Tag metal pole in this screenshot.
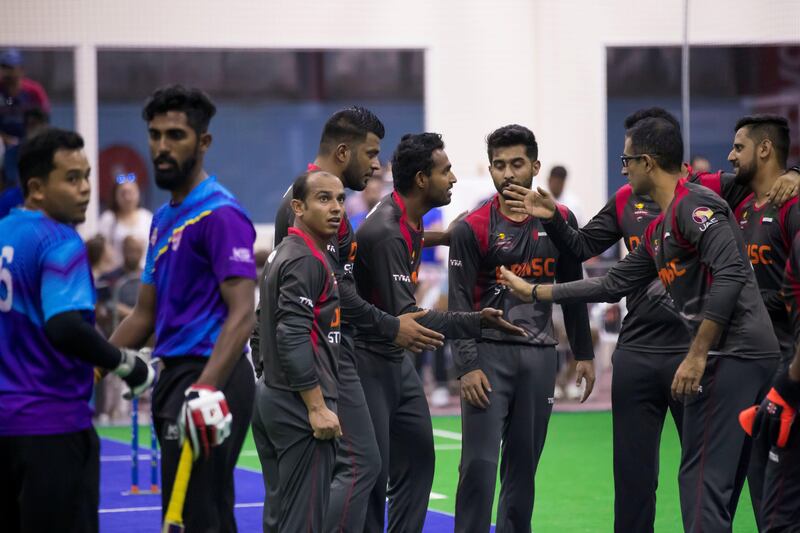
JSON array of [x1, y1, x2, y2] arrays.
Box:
[[682, 0, 691, 160]]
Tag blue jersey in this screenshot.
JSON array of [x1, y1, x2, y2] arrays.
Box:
[[143, 176, 257, 358], [0, 208, 96, 435]]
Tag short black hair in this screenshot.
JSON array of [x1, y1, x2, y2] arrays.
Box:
[[18, 127, 84, 197], [319, 106, 385, 155], [292, 169, 333, 202], [549, 165, 567, 180], [142, 85, 217, 135], [391, 133, 445, 194], [624, 107, 681, 131], [626, 117, 684, 173], [735, 114, 790, 168], [486, 124, 538, 161]]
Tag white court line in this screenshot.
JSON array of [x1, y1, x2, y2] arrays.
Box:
[[100, 502, 263, 514], [432, 428, 462, 441]]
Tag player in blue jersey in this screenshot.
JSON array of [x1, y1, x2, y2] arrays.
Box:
[[109, 86, 258, 531], [0, 128, 153, 533]]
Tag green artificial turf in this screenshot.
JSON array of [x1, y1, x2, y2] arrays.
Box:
[[97, 411, 758, 532]]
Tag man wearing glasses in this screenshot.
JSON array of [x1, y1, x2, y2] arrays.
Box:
[[502, 107, 800, 533], [501, 116, 782, 532]]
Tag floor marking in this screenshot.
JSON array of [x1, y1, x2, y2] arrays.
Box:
[[434, 444, 461, 451], [432, 428, 462, 441], [100, 502, 264, 514], [429, 492, 447, 500]]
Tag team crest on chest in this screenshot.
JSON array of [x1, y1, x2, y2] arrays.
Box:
[[171, 228, 183, 251]]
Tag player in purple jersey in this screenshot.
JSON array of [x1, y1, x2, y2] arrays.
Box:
[[449, 125, 595, 532], [501, 117, 781, 532], [109, 86, 258, 531], [0, 129, 153, 533], [254, 170, 345, 532]]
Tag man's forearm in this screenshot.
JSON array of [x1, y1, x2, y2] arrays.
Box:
[[687, 318, 723, 360], [197, 311, 254, 388], [109, 309, 155, 350]]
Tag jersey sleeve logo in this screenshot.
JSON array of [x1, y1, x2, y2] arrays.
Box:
[[230, 247, 254, 263], [691, 206, 718, 232]]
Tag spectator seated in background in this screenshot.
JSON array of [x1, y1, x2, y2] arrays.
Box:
[[97, 173, 152, 269]]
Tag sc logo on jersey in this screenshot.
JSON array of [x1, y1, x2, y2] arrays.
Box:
[[692, 206, 718, 232]]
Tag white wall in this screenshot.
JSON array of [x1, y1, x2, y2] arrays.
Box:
[[3, 0, 799, 232]]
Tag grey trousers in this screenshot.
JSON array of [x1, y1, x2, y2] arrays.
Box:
[[356, 351, 435, 533], [454, 343, 558, 533], [325, 340, 381, 533], [252, 381, 336, 533], [678, 355, 776, 533], [611, 349, 684, 533]]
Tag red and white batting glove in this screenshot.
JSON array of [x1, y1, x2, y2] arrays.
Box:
[[179, 384, 232, 460]]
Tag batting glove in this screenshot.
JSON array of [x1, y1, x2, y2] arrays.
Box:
[[113, 347, 155, 399], [179, 384, 232, 460]]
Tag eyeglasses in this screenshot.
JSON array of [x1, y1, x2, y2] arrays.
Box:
[[115, 173, 137, 184], [620, 155, 650, 168]]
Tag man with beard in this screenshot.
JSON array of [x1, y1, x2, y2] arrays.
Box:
[[502, 107, 800, 533], [353, 132, 526, 532], [110, 85, 257, 531], [255, 107, 445, 533], [448, 124, 595, 532], [501, 117, 781, 533], [0, 129, 153, 532], [730, 115, 800, 528], [254, 170, 345, 531]]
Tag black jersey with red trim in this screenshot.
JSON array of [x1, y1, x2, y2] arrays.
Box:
[[734, 195, 800, 355], [554, 179, 780, 359], [448, 195, 594, 376], [353, 191, 481, 362], [783, 232, 800, 345], [541, 170, 750, 354], [271, 165, 399, 342], [259, 228, 341, 399]]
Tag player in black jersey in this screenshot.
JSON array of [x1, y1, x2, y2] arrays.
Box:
[[253, 107, 445, 533], [253, 170, 344, 532], [448, 125, 595, 532], [501, 117, 781, 533], [727, 115, 800, 527], [501, 107, 800, 533], [740, 232, 800, 532], [353, 132, 526, 533]]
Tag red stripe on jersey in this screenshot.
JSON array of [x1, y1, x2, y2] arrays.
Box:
[[392, 191, 420, 255], [288, 227, 332, 300], [779, 197, 799, 248], [734, 192, 755, 222], [669, 181, 696, 251], [644, 214, 663, 257], [555, 202, 571, 221], [614, 184, 633, 226], [463, 197, 493, 256], [694, 170, 723, 196], [338, 212, 350, 241]]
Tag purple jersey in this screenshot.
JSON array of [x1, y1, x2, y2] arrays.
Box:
[[143, 177, 257, 358], [0, 209, 95, 435]]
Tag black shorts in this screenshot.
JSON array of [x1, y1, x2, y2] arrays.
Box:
[[0, 428, 100, 533]]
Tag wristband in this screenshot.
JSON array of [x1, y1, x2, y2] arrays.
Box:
[[531, 284, 540, 302]]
